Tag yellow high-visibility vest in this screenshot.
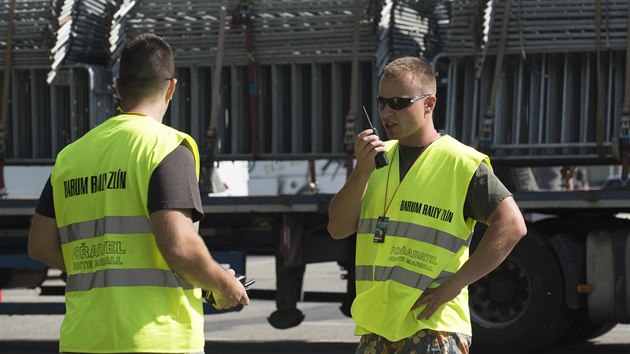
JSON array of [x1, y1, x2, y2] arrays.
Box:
[[351, 135, 490, 341], [51, 114, 203, 353]]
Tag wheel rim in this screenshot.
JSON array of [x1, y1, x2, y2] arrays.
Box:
[[470, 257, 531, 329]]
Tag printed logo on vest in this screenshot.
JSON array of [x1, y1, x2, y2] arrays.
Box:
[[63, 169, 127, 197], [399, 199, 454, 223], [72, 241, 127, 271], [389, 245, 438, 272]]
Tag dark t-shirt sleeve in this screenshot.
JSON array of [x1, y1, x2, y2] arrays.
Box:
[[148, 144, 204, 222], [464, 162, 513, 224], [35, 177, 55, 218]]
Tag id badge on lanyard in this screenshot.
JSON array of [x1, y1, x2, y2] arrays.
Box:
[[373, 216, 389, 243]]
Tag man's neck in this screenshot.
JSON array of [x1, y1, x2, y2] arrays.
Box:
[[119, 101, 164, 122], [400, 129, 440, 148]]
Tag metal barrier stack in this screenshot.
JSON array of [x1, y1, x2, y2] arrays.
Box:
[[48, 0, 112, 83], [1, 0, 440, 162], [439, 0, 630, 166], [0, 0, 53, 69], [9, 0, 624, 165]]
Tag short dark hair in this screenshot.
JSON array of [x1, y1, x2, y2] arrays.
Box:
[[117, 33, 175, 103], [383, 56, 436, 94]]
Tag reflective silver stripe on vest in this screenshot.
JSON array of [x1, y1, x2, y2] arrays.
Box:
[[66, 268, 194, 292], [59, 216, 153, 244], [358, 218, 471, 252], [355, 265, 452, 290]]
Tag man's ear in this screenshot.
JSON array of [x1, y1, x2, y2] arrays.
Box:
[[425, 95, 437, 111], [166, 78, 177, 101]]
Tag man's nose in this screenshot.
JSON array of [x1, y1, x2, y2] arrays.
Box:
[[379, 104, 394, 117]]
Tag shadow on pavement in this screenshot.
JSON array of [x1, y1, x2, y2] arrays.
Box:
[[532, 342, 630, 354], [0, 340, 357, 354], [3, 340, 630, 354]]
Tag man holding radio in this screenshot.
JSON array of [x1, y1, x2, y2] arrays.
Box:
[[328, 56, 527, 353]]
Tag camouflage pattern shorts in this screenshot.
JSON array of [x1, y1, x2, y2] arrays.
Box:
[[355, 329, 472, 354]]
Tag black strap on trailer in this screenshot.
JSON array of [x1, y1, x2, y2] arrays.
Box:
[[481, 0, 512, 154], [0, 0, 16, 198], [343, 0, 362, 178], [594, 0, 606, 159], [618, 3, 630, 181], [201, 0, 228, 194], [232, 0, 259, 160]]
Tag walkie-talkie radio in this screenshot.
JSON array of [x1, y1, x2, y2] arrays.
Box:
[[362, 106, 389, 169], [205, 275, 255, 305]]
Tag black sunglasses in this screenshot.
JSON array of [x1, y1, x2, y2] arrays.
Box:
[[377, 94, 431, 110]]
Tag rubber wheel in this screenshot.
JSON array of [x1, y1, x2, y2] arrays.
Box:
[[469, 224, 574, 354]]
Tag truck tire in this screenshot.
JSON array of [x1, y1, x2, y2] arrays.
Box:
[[469, 225, 573, 354]]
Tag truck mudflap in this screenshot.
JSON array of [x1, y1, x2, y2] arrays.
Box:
[[586, 229, 630, 323]]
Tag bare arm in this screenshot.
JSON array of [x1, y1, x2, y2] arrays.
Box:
[[28, 213, 66, 272], [327, 168, 371, 239], [327, 129, 385, 239], [413, 196, 527, 319], [151, 209, 249, 309]]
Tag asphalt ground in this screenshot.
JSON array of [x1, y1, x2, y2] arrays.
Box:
[[1, 256, 629, 354]]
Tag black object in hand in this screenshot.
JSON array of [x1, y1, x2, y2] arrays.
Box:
[[362, 106, 388, 169], [205, 274, 255, 304]]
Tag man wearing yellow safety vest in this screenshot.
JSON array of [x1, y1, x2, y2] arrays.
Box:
[[28, 33, 249, 353], [327, 56, 527, 353]]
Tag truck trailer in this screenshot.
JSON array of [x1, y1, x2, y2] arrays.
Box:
[[1, 1, 629, 353]]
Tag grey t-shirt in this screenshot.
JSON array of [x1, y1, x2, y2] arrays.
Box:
[[35, 144, 203, 222]]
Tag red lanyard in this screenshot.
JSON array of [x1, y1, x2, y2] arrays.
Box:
[[383, 145, 401, 216]]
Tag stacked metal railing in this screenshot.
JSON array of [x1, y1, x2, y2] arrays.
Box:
[[0, 0, 54, 69], [107, 0, 135, 75], [439, 0, 630, 165], [115, 0, 377, 67], [1, 0, 437, 161], [375, 0, 448, 74], [485, 0, 629, 54], [441, 0, 629, 56], [441, 0, 489, 55], [48, 0, 112, 82], [3, 0, 627, 165]]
